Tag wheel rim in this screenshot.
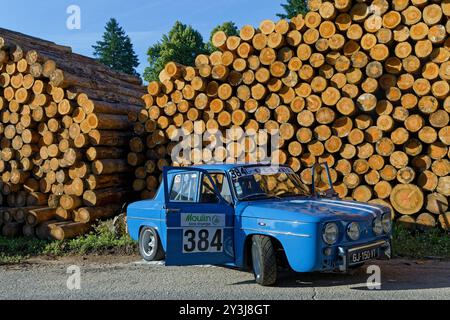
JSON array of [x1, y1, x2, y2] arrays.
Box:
[[251, 242, 261, 279], [142, 230, 156, 257]]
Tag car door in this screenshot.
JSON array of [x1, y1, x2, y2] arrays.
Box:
[[163, 167, 235, 266]]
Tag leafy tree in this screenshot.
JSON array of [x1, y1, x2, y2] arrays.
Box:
[[143, 21, 207, 82], [206, 21, 239, 53], [92, 18, 139, 76], [277, 0, 309, 19]]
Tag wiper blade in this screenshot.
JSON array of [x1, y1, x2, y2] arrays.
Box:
[[239, 193, 281, 201], [277, 192, 302, 197], [239, 193, 268, 201]]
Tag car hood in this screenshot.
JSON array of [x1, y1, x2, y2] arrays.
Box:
[[239, 197, 388, 223]]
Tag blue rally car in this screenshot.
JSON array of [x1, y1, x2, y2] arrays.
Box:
[[127, 163, 392, 286]]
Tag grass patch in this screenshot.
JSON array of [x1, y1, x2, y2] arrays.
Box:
[[0, 220, 137, 265], [393, 224, 450, 259]]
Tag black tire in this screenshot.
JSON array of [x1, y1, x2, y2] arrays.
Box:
[[251, 235, 277, 286], [139, 227, 165, 261]]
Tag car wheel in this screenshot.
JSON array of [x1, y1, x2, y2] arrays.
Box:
[[139, 227, 165, 261], [251, 235, 277, 286]]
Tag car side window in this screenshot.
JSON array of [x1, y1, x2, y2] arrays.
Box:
[[200, 173, 233, 204], [200, 175, 219, 203], [219, 175, 233, 204], [169, 172, 199, 202]]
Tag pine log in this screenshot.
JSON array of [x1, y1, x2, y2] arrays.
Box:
[[390, 184, 424, 215]]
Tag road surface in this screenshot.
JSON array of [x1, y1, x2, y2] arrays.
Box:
[[1, 255, 449, 299]]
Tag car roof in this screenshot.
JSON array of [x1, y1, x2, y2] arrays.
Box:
[[189, 163, 289, 171]]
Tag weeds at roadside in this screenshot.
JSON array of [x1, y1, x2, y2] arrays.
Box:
[[393, 224, 450, 259], [0, 220, 137, 264]]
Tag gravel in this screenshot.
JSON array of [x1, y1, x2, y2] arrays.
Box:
[[1, 256, 449, 300]]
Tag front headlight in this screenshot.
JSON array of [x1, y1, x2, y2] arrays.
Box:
[[373, 217, 383, 236], [347, 222, 360, 241], [382, 213, 392, 233], [323, 222, 339, 245]]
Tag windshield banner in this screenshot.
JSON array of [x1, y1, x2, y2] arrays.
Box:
[[229, 166, 293, 180]]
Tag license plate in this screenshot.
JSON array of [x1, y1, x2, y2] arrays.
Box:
[[348, 246, 379, 265]]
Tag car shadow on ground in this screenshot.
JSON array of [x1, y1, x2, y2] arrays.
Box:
[[228, 260, 450, 291]]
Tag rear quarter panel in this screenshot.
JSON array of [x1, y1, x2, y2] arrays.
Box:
[[127, 199, 166, 247]]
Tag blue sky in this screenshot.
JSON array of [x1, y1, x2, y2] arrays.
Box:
[[1, 0, 282, 77]]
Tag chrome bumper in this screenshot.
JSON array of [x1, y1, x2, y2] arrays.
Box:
[[337, 239, 391, 272]]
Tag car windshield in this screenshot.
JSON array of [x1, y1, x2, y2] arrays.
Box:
[[229, 166, 310, 201]]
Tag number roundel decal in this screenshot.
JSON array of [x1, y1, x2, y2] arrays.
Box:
[[182, 228, 223, 253], [180, 213, 225, 254]]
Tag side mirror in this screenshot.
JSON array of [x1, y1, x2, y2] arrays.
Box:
[[311, 163, 338, 198], [321, 189, 339, 198]]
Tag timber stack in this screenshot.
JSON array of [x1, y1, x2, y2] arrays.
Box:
[[129, 0, 450, 230], [0, 28, 144, 239]]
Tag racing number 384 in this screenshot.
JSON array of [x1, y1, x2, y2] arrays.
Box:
[[183, 228, 223, 253]]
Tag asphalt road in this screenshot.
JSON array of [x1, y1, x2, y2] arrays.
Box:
[[1, 255, 450, 300]]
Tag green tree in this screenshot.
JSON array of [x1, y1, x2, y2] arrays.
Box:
[[206, 21, 239, 53], [277, 0, 309, 19], [93, 18, 139, 76], [143, 21, 207, 82]]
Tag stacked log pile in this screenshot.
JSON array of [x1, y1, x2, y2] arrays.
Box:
[[0, 28, 144, 239], [129, 0, 450, 230]]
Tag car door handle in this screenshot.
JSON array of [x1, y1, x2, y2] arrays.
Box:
[[166, 208, 181, 213]]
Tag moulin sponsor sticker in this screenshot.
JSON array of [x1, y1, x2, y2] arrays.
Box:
[[181, 213, 225, 227]]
